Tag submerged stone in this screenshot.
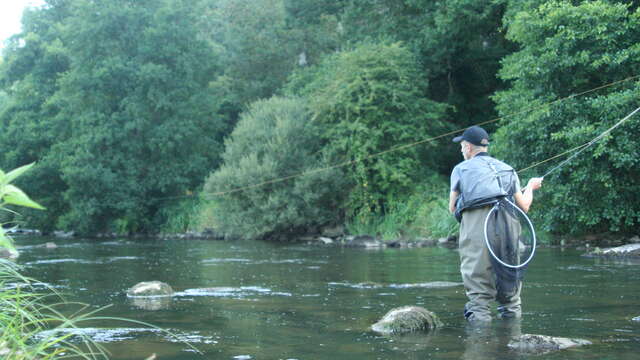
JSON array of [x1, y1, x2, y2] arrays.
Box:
[[131, 296, 172, 311], [127, 281, 174, 298], [0, 248, 19, 259], [508, 334, 591, 354], [372, 306, 442, 335]]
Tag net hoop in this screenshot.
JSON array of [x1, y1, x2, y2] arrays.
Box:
[[483, 198, 537, 269]]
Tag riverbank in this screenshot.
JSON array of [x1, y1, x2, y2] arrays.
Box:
[[13, 227, 639, 252]]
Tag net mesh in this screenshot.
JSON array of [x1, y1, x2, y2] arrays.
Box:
[[485, 199, 534, 299]]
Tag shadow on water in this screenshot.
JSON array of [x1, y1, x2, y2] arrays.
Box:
[[12, 237, 640, 360]]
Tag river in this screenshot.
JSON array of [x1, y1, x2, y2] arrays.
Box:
[[14, 237, 640, 359]]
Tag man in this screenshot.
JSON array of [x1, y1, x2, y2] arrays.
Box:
[[449, 126, 542, 322]]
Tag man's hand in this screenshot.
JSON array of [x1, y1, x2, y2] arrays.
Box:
[[527, 177, 543, 191]]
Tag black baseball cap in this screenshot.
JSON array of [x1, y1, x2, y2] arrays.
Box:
[[452, 126, 490, 146]]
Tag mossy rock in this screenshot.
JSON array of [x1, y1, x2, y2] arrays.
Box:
[[371, 306, 442, 335], [0, 248, 19, 259], [127, 281, 174, 298]]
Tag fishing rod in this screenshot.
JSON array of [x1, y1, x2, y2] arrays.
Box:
[[485, 105, 640, 270]]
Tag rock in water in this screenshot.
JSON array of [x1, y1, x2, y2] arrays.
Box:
[[127, 281, 174, 298], [508, 334, 591, 354], [372, 306, 442, 334], [0, 248, 19, 259], [586, 243, 640, 258], [632, 316, 640, 322]]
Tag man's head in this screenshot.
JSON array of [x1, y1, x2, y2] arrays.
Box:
[[452, 126, 489, 160]]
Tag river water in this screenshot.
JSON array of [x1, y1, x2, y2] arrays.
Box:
[[14, 237, 640, 359]]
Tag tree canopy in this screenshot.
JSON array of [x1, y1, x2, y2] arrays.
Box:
[[1, 0, 638, 237]]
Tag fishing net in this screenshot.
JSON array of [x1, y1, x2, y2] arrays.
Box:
[[483, 198, 536, 298]]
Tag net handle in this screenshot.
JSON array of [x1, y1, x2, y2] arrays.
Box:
[[483, 198, 537, 269]]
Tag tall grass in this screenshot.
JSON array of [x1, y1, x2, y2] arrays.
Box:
[[0, 259, 111, 359], [157, 196, 202, 233], [0, 164, 110, 358], [346, 175, 459, 241]]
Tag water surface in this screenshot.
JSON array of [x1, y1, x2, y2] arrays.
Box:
[[15, 237, 640, 359]]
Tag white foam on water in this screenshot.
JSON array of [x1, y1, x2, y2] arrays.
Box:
[[202, 258, 252, 264], [328, 281, 462, 289], [24, 258, 96, 265], [2, 281, 67, 291], [387, 281, 462, 289], [175, 286, 292, 298], [328, 282, 380, 289], [24, 256, 141, 266], [102, 256, 141, 263], [37, 327, 218, 344]]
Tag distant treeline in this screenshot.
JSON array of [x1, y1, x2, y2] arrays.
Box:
[[0, 0, 639, 238]]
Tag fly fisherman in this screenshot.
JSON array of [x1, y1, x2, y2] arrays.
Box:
[[449, 126, 543, 322]]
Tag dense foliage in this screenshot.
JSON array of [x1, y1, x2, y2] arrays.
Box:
[[493, 0, 640, 234], [1, 0, 229, 233], [0, 0, 638, 237], [288, 42, 448, 223], [202, 97, 348, 239]]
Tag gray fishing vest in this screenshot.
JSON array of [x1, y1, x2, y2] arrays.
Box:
[[453, 155, 518, 222]]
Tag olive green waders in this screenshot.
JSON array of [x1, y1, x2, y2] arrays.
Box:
[[459, 206, 522, 321]]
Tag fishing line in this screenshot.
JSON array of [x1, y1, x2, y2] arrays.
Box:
[[154, 75, 639, 201]]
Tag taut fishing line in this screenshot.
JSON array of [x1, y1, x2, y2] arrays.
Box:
[[153, 75, 639, 202]]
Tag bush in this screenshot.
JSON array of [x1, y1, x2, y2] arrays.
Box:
[[200, 97, 349, 240], [493, 0, 640, 234], [288, 41, 449, 223]]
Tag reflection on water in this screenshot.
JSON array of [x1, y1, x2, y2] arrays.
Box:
[[13, 237, 640, 360]]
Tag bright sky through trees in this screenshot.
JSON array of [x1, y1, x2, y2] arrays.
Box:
[[0, 0, 45, 50]]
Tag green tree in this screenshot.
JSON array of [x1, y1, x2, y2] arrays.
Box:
[[203, 0, 299, 108], [493, 0, 640, 234], [1, 0, 230, 233], [289, 42, 448, 221], [202, 97, 348, 240], [50, 0, 228, 233], [339, 0, 514, 171], [0, 1, 73, 231], [283, 0, 346, 65]]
